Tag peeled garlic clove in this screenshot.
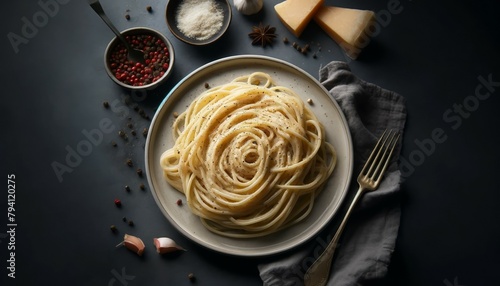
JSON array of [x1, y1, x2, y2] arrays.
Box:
[[121, 234, 145, 256], [153, 237, 186, 254]]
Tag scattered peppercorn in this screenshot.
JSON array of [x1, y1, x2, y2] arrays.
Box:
[[204, 82, 210, 89], [142, 128, 148, 137], [173, 111, 179, 118], [125, 185, 131, 192], [139, 183, 145, 190], [136, 168, 143, 177], [126, 159, 133, 167], [122, 217, 127, 222], [188, 273, 196, 282], [176, 199, 183, 206], [103, 101, 110, 108], [114, 199, 122, 207], [125, 14, 130, 20], [111, 141, 118, 147], [119, 130, 127, 140], [110, 225, 118, 232], [283, 37, 289, 44], [128, 220, 134, 226], [146, 6, 152, 12], [307, 98, 313, 105], [127, 122, 133, 129]]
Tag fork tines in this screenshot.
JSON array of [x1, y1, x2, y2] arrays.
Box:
[[361, 129, 400, 183]]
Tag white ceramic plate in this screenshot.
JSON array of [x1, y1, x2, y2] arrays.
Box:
[[145, 55, 353, 256]]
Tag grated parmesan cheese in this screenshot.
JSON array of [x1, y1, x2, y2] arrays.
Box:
[[175, 0, 224, 41]]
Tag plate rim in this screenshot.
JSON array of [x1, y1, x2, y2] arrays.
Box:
[[145, 54, 353, 256]]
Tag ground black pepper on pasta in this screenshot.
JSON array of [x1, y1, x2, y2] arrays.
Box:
[[160, 72, 337, 238]]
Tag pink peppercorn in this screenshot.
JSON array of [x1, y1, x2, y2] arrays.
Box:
[[108, 33, 171, 87]]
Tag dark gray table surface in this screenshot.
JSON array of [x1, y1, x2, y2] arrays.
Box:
[[1, 0, 499, 285]]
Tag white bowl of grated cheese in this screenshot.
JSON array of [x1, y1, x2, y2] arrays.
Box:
[[166, 0, 232, 45]]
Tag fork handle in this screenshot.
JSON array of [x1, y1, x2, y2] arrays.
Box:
[[304, 186, 365, 286]]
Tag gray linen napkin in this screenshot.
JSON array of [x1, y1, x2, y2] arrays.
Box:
[[258, 61, 407, 286]]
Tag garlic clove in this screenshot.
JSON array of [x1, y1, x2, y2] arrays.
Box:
[[153, 237, 186, 254], [233, 0, 263, 16], [120, 234, 145, 256]]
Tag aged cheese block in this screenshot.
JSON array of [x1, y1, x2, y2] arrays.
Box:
[[314, 6, 375, 59], [274, 0, 324, 37]]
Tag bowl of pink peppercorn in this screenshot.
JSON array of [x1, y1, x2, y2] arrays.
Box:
[[104, 27, 175, 90]]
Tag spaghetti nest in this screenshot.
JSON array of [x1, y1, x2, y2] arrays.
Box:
[[160, 72, 336, 238]]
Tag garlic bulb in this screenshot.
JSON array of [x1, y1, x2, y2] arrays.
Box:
[[233, 0, 263, 15]]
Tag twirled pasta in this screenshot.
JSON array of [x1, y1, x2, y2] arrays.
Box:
[[160, 72, 336, 238]]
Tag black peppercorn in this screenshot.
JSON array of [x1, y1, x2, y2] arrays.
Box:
[[118, 130, 127, 140]]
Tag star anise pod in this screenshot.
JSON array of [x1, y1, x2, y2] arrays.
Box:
[[248, 23, 277, 47]]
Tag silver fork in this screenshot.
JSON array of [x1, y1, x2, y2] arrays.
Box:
[[304, 129, 400, 286]]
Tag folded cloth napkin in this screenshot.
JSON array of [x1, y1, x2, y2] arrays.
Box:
[[258, 61, 407, 286]]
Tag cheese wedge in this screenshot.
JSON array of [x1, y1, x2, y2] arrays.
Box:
[[314, 6, 375, 59], [274, 0, 324, 37]]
